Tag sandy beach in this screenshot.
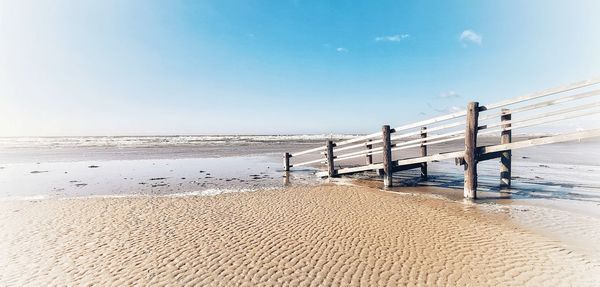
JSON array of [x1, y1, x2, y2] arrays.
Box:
[[2, 184, 599, 286], [3, 0, 600, 285]]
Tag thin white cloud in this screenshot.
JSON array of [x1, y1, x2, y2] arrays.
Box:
[[375, 34, 410, 42], [336, 47, 348, 53], [436, 106, 464, 113], [459, 29, 482, 46], [440, 91, 461, 98]]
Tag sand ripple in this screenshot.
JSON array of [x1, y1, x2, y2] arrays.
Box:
[[1, 185, 599, 286]]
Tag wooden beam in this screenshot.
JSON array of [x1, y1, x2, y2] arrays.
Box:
[[326, 140, 336, 178], [460, 126, 600, 166], [464, 102, 479, 199], [382, 125, 393, 187], [365, 139, 373, 165], [317, 162, 385, 177], [392, 110, 467, 134], [500, 109, 512, 188], [395, 150, 465, 166], [456, 151, 501, 166], [482, 77, 600, 111], [292, 145, 326, 157], [283, 152, 291, 172], [420, 127, 428, 180], [480, 128, 600, 155], [392, 163, 422, 173], [321, 149, 470, 177], [479, 89, 600, 122], [292, 157, 326, 167]]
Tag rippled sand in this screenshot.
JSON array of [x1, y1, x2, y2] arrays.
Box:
[[1, 185, 599, 286]]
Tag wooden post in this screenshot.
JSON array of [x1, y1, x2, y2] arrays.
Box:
[[326, 141, 336, 178], [365, 139, 373, 165], [500, 109, 512, 188], [283, 152, 291, 172], [464, 102, 479, 199], [283, 172, 290, 185], [382, 125, 393, 187], [420, 127, 428, 180]]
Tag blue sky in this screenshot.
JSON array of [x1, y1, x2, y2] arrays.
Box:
[[1, 0, 599, 136]]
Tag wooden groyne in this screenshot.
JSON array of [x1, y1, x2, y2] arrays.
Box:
[[284, 78, 600, 199]]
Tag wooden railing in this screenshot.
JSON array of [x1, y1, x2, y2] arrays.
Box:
[[284, 78, 600, 199]]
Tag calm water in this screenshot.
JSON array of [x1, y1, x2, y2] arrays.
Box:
[[1, 135, 599, 201], [0, 135, 347, 199]]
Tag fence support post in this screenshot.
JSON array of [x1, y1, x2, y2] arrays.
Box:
[[420, 127, 428, 180], [500, 108, 512, 188], [283, 152, 291, 172], [464, 102, 479, 199], [382, 125, 393, 187], [326, 140, 336, 178], [366, 139, 373, 165]]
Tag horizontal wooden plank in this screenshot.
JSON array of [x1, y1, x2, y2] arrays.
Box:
[[482, 77, 600, 111], [479, 89, 600, 121], [479, 101, 600, 131], [392, 163, 422, 172], [292, 146, 326, 157], [392, 134, 465, 153], [333, 132, 382, 148], [393, 150, 465, 166], [478, 109, 600, 137], [329, 150, 466, 177], [480, 128, 600, 155], [336, 163, 385, 175], [392, 129, 464, 149], [392, 110, 467, 134], [455, 151, 502, 166], [335, 146, 384, 159], [292, 158, 325, 167], [334, 119, 467, 154]]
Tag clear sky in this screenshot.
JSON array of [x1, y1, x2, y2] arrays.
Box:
[[1, 0, 599, 136]]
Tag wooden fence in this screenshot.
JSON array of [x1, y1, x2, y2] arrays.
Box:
[[284, 78, 600, 199]]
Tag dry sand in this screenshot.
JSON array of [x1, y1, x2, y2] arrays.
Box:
[[1, 185, 599, 286]]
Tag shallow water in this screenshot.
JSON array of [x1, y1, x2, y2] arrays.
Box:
[[0, 156, 321, 199], [1, 135, 599, 202], [0, 136, 333, 199]]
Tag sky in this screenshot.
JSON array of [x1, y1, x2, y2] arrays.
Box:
[[1, 0, 600, 136]]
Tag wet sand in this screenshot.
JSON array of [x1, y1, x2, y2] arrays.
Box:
[[1, 185, 599, 286]]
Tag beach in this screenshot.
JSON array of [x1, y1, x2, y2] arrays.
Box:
[[2, 184, 599, 286], [1, 136, 600, 286], [4, 0, 600, 285]]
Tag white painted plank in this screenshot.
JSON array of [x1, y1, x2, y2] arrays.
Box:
[[482, 78, 600, 111], [480, 129, 600, 154]]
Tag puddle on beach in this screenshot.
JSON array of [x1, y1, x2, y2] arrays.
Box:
[[0, 156, 320, 199]]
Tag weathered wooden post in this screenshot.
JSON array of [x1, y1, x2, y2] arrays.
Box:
[[326, 140, 336, 178], [420, 127, 428, 180], [382, 125, 393, 187], [500, 108, 512, 188], [283, 152, 291, 172], [464, 102, 479, 199], [365, 139, 373, 165]]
